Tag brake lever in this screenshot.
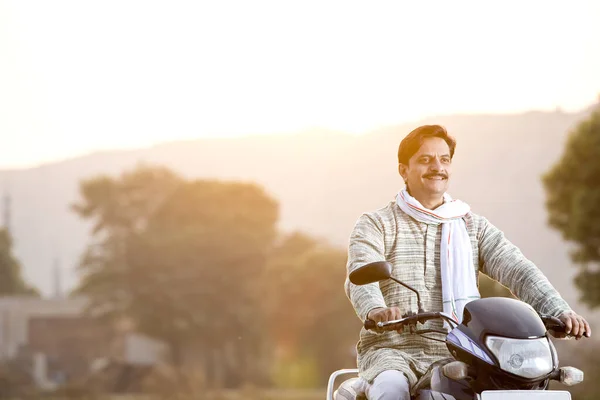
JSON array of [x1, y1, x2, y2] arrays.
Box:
[[399, 311, 419, 333], [364, 313, 416, 333]]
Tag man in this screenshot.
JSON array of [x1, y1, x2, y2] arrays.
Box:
[[344, 125, 591, 400]]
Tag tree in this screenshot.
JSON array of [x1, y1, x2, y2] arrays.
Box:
[[72, 165, 279, 388], [126, 179, 278, 386], [0, 229, 39, 296], [71, 164, 183, 319], [264, 233, 360, 387], [542, 106, 600, 308]]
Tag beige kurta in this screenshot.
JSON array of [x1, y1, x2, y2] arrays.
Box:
[[345, 200, 571, 387]]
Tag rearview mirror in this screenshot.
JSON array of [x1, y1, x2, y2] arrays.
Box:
[[349, 261, 392, 285]]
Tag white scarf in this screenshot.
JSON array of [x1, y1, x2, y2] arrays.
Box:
[[396, 189, 480, 329]]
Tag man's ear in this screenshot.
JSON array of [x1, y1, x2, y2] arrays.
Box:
[[398, 163, 408, 182]]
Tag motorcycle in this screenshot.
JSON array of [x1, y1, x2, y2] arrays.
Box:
[[327, 261, 586, 400]]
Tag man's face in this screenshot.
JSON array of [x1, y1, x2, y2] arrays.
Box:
[[399, 136, 452, 199]]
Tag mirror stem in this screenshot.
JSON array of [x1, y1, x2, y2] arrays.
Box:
[[390, 277, 425, 313]]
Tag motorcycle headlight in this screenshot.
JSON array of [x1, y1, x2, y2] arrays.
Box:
[[485, 336, 553, 379]]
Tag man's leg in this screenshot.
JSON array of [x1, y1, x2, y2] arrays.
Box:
[[366, 370, 410, 400]]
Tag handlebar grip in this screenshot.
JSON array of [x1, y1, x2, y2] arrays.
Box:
[[542, 315, 565, 330], [540, 314, 589, 337], [364, 319, 377, 330]]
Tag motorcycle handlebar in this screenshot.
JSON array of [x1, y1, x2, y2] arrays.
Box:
[[364, 312, 448, 331], [365, 312, 588, 338], [541, 315, 565, 331], [540, 314, 589, 337]]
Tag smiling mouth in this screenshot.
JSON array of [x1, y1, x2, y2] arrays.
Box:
[[424, 175, 447, 180]]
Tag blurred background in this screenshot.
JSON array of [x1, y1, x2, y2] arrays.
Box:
[[1, 0, 599, 399]]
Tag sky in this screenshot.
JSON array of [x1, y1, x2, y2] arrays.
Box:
[[1, 0, 599, 169]]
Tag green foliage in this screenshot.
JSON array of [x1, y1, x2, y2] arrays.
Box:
[[128, 178, 278, 378], [71, 165, 183, 319], [573, 268, 600, 307], [0, 229, 39, 296], [72, 164, 359, 389], [264, 233, 360, 386], [543, 106, 600, 307], [542, 106, 600, 400], [72, 165, 279, 387]]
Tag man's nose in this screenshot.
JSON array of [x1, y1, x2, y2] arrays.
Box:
[[430, 158, 443, 171]]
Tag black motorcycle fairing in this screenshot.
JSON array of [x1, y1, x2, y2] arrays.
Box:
[[444, 337, 553, 393], [461, 298, 547, 342], [447, 326, 496, 366], [474, 371, 550, 392], [443, 297, 559, 393]]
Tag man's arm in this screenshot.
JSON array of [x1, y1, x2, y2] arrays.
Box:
[[345, 214, 388, 321], [477, 215, 591, 338], [477, 215, 570, 315]]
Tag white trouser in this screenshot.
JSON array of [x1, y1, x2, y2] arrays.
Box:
[[353, 370, 411, 400]]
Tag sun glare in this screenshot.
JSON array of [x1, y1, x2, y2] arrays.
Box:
[[1, 0, 599, 168]]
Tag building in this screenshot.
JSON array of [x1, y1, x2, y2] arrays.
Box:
[[0, 295, 167, 391]]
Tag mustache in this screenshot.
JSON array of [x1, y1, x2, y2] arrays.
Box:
[[423, 173, 448, 179]]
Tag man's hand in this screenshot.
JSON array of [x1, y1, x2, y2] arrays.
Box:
[[367, 307, 409, 333], [366, 307, 402, 323], [553, 311, 592, 340]]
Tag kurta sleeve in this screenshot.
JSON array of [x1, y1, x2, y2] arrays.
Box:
[[345, 213, 388, 321], [477, 215, 572, 317]]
